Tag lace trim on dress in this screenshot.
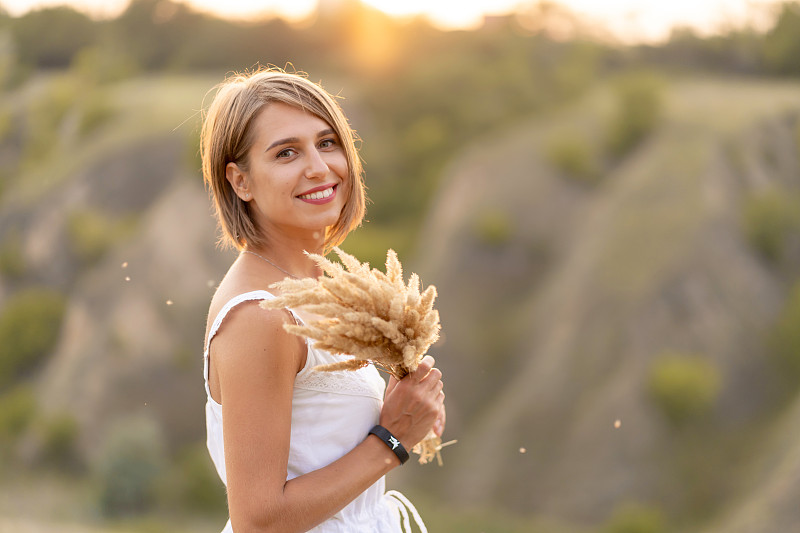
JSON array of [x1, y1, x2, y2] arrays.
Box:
[[295, 355, 385, 400]]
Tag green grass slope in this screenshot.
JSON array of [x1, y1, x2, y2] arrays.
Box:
[[409, 77, 800, 530]]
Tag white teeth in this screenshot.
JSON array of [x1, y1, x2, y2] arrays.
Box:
[[300, 186, 334, 200]]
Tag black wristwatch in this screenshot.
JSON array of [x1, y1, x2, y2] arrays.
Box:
[[369, 425, 410, 465]]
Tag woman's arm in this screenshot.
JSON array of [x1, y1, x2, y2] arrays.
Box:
[[211, 301, 443, 533]]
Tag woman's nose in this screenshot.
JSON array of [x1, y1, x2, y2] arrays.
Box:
[[305, 148, 329, 180]]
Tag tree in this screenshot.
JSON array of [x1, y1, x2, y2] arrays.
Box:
[[763, 1, 800, 75], [11, 6, 97, 68]]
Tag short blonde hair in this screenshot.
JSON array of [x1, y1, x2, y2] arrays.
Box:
[[200, 68, 365, 252]]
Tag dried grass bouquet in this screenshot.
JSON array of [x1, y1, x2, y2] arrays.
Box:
[[260, 247, 453, 464]]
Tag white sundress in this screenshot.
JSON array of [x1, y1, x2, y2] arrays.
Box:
[[203, 290, 426, 533]]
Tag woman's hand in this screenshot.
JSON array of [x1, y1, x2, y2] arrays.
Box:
[[387, 373, 447, 438], [380, 356, 444, 449]]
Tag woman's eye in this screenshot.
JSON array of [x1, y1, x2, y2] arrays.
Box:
[[319, 138, 336, 149], [276, 148, 295, 159]]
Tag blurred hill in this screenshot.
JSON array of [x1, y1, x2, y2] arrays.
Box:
[[0, 74, 233, 457], [1, 1, 800, 532], [408, 76, 800, 530]]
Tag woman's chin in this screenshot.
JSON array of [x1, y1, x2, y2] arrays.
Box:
[[304, 217, 340, 237]]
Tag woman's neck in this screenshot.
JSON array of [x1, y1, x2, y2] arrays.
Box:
[[245, 232, 326, 280]]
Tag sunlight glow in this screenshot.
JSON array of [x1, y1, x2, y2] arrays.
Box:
[[0, 0, 783, 42], [362, 0, 778, 40], [181, 0, 315, 21], [362, 0, 521, 30], [559, 0, 776, 42]]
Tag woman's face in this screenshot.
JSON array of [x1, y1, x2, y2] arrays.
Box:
[[230, 101, 349, 242]]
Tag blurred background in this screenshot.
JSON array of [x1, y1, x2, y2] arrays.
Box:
[[1, 0, 800, 532]]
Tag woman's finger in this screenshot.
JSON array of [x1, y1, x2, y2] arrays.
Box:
[[409, 355, 435, 382], [433, 405, 446, 437], [421, 368, 442, 388], [385, 375, 399, 397]]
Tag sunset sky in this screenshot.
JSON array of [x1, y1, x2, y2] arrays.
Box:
[[0, 0, 783, 42]]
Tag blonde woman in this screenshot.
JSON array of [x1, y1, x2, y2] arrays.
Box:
[[200, 69, 445, 533]]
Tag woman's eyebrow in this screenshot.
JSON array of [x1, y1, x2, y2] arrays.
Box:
[[265, 136, 299, 152], [264, 129, 336, 152]]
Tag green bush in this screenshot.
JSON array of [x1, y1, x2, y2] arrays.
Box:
[[742, 188, 800, 263], [0, 228, 26, 279], [12, 6, 97, 68], [473, 209, 512, 246], [762, 2, 800, 75], [647, 352, 721, 426], [67, 209, 137, 265], [70, 45, 138, 85], [23, 75, 80, 165], [160, 443, 227, 515], [67, 210, 112, 263], [0, 104, 13, 141], [176, 445, 227, 512], [546, 130, 599, 184], [770, 282, 800, 379], [604, 503, 666, 533], [0, 287, 67, 388], [78, 93, 114, 136], [40, 412, 82, 472], [0, 385, 37, 441], [39, 76, 79, 123], [96, 415, 166, 517], [20, 70, 114, 165], [0, 385, 37, 464], [605, 72, 664, 158]]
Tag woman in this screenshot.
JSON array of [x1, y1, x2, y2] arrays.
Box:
[[200, 68, 446, 533]]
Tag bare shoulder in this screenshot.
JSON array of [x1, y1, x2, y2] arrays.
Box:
[[206, 258, 307, 395], [209, 299, 306, 404], [205, 258, 286, 337], [212, 299, 302, 363]]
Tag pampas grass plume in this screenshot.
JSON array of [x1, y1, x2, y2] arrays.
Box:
[[260, 247, 451, 463]]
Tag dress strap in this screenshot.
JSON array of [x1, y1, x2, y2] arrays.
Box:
[[385, 490, 428, 533], [203, 290, 288, 397], [205, 290, 281, 354]]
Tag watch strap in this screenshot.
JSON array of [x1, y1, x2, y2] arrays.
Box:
[[369, 424, 410, 465]]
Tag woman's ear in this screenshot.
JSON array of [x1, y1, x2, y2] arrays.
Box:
[[226, 162, 251, 201]]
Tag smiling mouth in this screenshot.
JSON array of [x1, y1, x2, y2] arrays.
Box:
[[298, 185, 336, 200]]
